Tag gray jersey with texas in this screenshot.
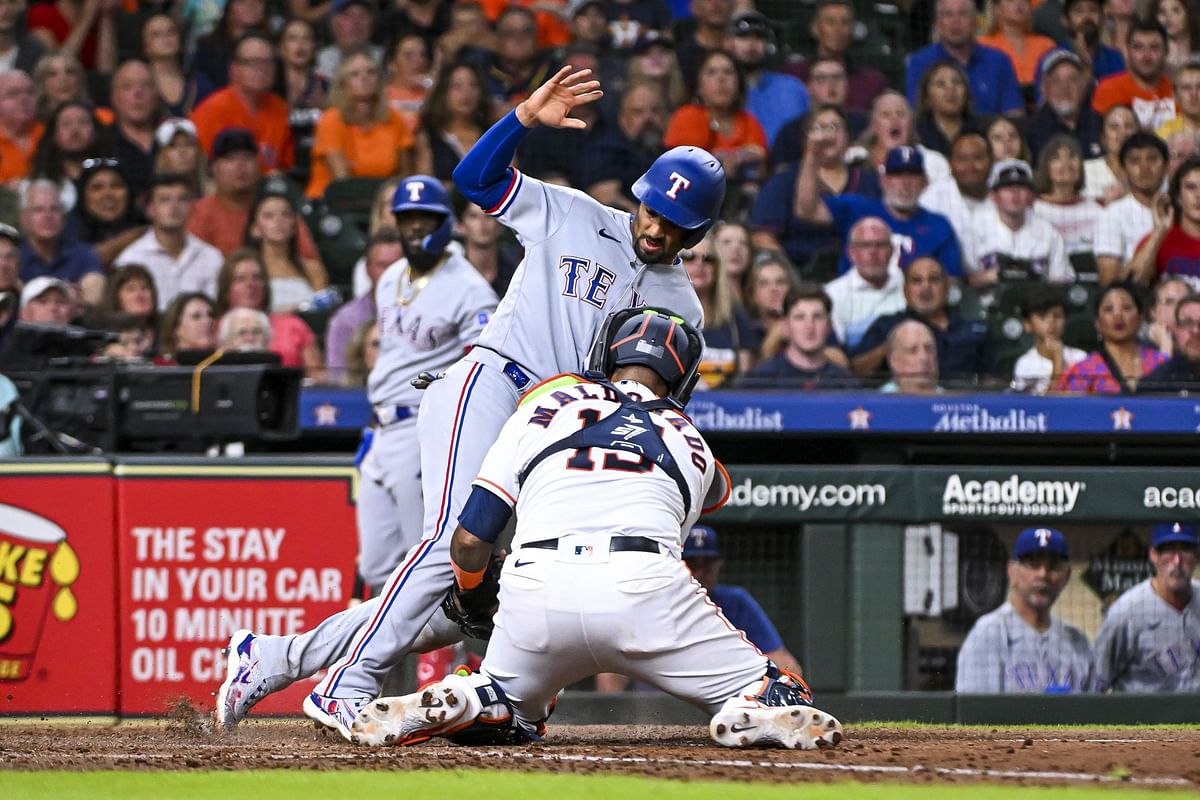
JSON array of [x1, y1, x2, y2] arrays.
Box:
[[955, 602, 1093, 693], [1092, 579, 1200, 692]]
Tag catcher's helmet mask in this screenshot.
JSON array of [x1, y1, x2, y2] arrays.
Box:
[[586, 307, 704, 408], [632, 146, 727, 248], [391, 175, 455, 261]]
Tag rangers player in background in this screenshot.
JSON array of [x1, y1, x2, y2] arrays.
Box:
[[955, 527, 1093, 693], [217, 65, 724, 738], [351, 308, 844, 750], [356, 178, 499, 595], [1093, 523, 1200, 692]]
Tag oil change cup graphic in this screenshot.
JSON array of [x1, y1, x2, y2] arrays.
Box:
[[0, 503, 80, 681]]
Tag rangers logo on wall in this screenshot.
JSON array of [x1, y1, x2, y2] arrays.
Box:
[[0, 504, 80, 681]]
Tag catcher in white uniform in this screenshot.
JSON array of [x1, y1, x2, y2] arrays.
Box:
[[350, 308, 844, 751]]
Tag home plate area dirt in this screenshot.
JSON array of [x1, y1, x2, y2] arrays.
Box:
[[3, 715, 1200, 789]]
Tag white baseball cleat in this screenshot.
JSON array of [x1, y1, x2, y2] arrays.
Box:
[[350, 679, 474, 747], [303, 692, 372, 743], [216, 629, 275, 731], [710, 703, 843, 750]]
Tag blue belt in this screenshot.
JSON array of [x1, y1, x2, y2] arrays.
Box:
[[373, 405, 415, 426]]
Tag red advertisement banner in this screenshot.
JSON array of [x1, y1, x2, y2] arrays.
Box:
[[0, 463, 117, 714], [114, 464, 357, 716]]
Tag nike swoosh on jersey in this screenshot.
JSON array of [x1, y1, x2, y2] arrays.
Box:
[[598, 227, 621, 243], [513, 559, 534, 568]]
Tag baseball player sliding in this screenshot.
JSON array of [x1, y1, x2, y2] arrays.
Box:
[[357, 179, 499, 594], [217, 65, 725, 739], [350, 309, 843, 750]]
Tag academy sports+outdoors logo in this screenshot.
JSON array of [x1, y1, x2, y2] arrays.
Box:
[[727, 479, 886, 511], [1143, 484, 1200, 509], [941, 474, 1085, 517]]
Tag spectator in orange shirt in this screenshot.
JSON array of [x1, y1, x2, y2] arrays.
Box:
[[188, 128, 322, 259], [306, 51, 416, 198], [1092, 17, 1176, 130], [191, 32, 295, 174], [0, 70, 42, 185], [978, 0, 1057, 93], [664, 49, 767, 189]]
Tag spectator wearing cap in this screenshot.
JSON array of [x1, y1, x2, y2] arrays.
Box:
[[683, 525, 804, 674], [1140, 292, 1200, 391], [726, 11, 808, 149], [965, 158, 1072, 286], [739, 284, 856, 389], [851, 256, 991, 384], [1157, 62, 1200, 142], [18, 179, 103, 305], [188, 128, 324, 259], [956, 527, 1093, 694], [190, 33, 295, 175], [1091, 18, 1175, 130], [783, 0, 887, 116], [1093, 523, 1200, 692], [316, 0, 384, 80], [795, 141, 963, 279], [823, 216, 905, 350], [581, 81, 666, 212], [879, 318, 942, 394], [1024, 49, 1103, 163], [17, 275, 70, 326], [569, 0, 610, 50], [154, 118, 209, 196], [107, 59, 160, 203], [905, 0, 1024, 118], [1094, 131, 1168, 284], [114, 174, 223, 312], [1038, 0, 1125, 83], [1128, 155, 1200, 288], [0, 70, 42, 185]]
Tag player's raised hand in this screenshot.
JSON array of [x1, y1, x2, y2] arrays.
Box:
[[515, 66, 603, 129]]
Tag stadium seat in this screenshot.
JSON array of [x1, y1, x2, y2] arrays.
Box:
[[1063, 311, 1100, 352], [801, 248, 841, 284]]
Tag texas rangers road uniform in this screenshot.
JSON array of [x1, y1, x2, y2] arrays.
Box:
[[1092, 579, 1200, 692], [955, 602, 1094, 693], [307, 112, 703, 712], [357, 243, 498, 591]]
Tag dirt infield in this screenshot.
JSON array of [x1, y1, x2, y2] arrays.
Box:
[[3, 712, 1199, 789]]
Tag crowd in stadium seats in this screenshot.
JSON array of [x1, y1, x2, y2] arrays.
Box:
[[2, 0, 1200, 394]]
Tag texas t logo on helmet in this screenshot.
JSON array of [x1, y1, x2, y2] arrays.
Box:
[[665, 172, 692, 200]]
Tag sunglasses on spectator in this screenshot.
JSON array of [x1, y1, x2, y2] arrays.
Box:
[[680, 251, 717, 264], [81, 158, 120, 172]]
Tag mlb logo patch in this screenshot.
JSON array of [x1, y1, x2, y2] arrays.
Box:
[[574, 545, 594, 555]]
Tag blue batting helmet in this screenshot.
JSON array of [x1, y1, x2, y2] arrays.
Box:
[[586, 307, 704, 408], [632, 147, 726, 247], [391, 175, 454, 258]]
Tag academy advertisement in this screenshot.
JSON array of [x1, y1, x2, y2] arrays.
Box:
[[0, 462, 117, 713], [114, 463, 357, 716]]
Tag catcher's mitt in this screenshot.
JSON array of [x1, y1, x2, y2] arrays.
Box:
[[442, 556, 503, 639]]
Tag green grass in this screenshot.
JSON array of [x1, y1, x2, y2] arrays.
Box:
[[7, 771, 1194, 800]]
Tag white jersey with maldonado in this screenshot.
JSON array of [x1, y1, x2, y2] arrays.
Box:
[[1092, 578, 1200, 693], [475, 171, 703, 381], [368, 244, 499, 409], [470, 376, 727, 555]]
